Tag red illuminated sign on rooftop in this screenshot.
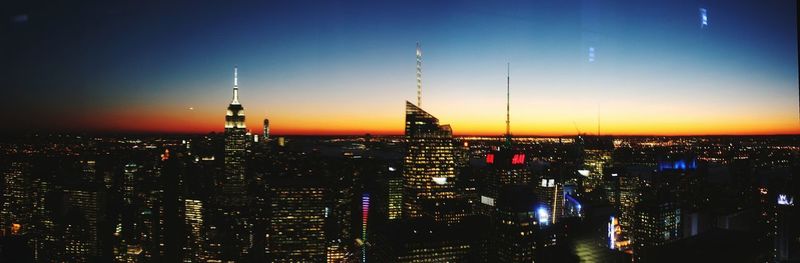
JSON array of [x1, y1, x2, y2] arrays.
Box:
[[511, 153, 525, 165]]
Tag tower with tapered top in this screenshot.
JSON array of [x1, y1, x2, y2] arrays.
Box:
[[220, 66, 251, 260], [402, 43, 462, 224], [403, 101, 459, 221], [224, 66, 247, 206]]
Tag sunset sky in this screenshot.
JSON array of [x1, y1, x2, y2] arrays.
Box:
[[2, 0, 798, 135]]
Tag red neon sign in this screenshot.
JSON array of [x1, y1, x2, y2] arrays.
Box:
[[486, 154, 495, 164], [511, 153, 525, 165]]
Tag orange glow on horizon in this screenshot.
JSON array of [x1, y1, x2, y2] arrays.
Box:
[[75, 101, 800, 136], [79, 112, 800, 136]]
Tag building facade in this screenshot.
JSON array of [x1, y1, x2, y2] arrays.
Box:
[[224, 66, 247, 205], [402, 101, 458, 221]]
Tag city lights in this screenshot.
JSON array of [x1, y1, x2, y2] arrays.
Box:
[[362, 193, 370, 263], [778, 194, 794, 206], [511, 153, 525, 165], [432, 177, 448, 185], [1, 1, 797, 262], [536, 206, 550, 226], [609, 216, 617, 249], [481, 196, 495, 206]]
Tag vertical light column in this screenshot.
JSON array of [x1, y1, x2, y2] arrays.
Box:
[[361, 193, 370, 263]]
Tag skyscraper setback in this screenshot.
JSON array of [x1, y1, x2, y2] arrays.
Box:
[[263, 117, 270, 141], [403, 102, 460, 220], [220, 66, 251, 259], [224, 66, 247, 206], [402, 44, 460, 222]]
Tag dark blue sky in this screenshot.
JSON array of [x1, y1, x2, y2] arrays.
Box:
[[1, 0, 797, 134]]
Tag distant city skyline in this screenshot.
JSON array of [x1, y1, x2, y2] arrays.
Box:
[[2, 0, 798, 136]]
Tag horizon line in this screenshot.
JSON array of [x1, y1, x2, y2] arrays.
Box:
[[3, 130, 800, 138]]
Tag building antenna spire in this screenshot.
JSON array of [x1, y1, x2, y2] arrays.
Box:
[[505, 62, 511, 147], [416, 42, 422, 107], [232, 65, 240, 105], [597, 103, 601, 136]]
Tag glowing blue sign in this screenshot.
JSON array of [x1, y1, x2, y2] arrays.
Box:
[[565, 194, 582, 217], [778, 194, 794, 206], [608, 216, 616, 249], [658, 158, 697, 171], [566, 194, 580, 207], [537, 206, 550, 226], [608, 216, 620, 250]]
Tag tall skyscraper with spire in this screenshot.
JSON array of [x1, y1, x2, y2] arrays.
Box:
[[224, 66, 247, 205], [480, 64, 533, 214], [221, 66, 251, 260], [402, 43, 461, 223], [263, 117, 270, 141]]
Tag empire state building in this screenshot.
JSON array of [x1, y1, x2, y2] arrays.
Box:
[[224, 66, 247, 206]]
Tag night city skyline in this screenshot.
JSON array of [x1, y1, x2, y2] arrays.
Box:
[[2, 0, 798, 135], [1, 1, 799, 263]]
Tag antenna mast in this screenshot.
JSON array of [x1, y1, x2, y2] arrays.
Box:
[[416, 42, 422, 107], [505, 63, 511, 146], [232, 65, 240, 105]]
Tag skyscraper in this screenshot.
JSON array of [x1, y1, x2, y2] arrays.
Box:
[[160, 153, 184, 262], [581, 137, 613, 193], [183, 199, 203, 262], [122, 163, 139, 206], [267, 177, 327, 262], [615, 172, 641, 252], [632, 198, 681, 258], [402, 101, 458, 220], [221, 66, 251, 260], [1, 161, 32, 236], [402, 43, 459, 222], [495, 186, 543, 262], [480, 64, 531, 216], [63, 188, 101, 261], [387, 170, 403, 220], [535, 175, 564, 224], [483, 151, 531, 204], [224, 66, 247, 188], [223, 66, 247, 205], [263, 117, 270, 141]]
